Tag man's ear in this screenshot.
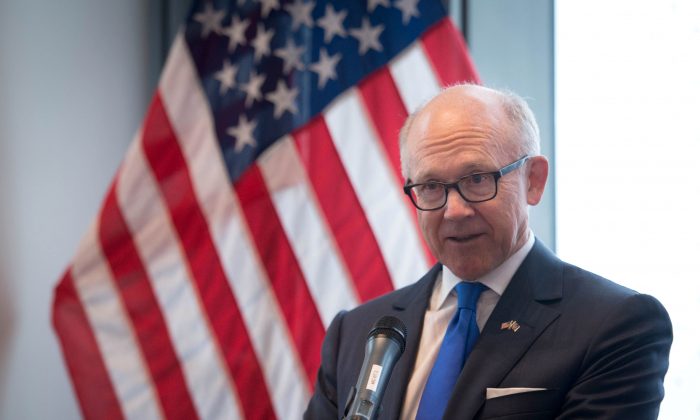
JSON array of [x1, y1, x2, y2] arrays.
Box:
[[526, 155, 549, 205]]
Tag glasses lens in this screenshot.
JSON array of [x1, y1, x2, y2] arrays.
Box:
[[410, 182, 445, 210], [457, 173, 497, 201]]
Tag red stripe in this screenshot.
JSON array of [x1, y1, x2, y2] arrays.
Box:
[[235, 164, 325, 386], [99, 182, 197, 419], [142, 93, 275, 419], [421, 17, 481, 86], [358, 70, 438, 266], [52, 270, 125, 420], [358, 68, 407, 186], [293, 116, 394, 302]]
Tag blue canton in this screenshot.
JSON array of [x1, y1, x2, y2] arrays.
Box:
[[184, 0, 445, 182]]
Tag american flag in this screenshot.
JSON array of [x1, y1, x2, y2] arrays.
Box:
[[52, 0, 478, 418]]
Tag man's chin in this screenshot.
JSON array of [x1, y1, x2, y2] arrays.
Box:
[[442, 256, 493, 281]]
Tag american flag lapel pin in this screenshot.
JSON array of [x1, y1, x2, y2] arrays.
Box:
[[500, 320, 521, 332]]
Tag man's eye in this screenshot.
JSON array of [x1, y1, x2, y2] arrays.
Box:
[[468, 174, 486, 184], [415, 183, 442, 197]]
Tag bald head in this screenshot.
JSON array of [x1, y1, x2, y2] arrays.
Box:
[[399, 84, 540, 180]]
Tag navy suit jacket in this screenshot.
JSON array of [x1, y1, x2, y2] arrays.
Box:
[[304, 239, 672, 419]]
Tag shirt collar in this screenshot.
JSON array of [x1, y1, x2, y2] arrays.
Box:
[[435, 231, 536, 309]]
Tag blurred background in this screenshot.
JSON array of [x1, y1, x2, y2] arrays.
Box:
[[0, 0, 697, 418]]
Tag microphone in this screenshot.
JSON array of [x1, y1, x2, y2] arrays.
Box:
[[343, 316, 408, 420]]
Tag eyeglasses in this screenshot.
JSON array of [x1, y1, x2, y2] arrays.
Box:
[[403, 155, 530, 211]]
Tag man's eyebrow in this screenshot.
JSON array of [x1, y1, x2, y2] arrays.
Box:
[[413, 163, 489, 182], [462, 163, 491, 173]]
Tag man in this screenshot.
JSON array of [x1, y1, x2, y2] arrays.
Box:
[[304, 84, 672, 419]]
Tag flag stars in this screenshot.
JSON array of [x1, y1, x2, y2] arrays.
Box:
[[221, 15, 249, 52], [266, 80, 299, 118], [274, 39, 306, 74], [241, 70, 266, 107], [193, 3, 225, 37], [317, 4, 347, 43], [395, 0, 421, 24], [227, 115, 258, 152], [214, 60, 238, 94], [350, 18, 384, 55], [310, 48, 341, 89], [367, 0, 390, 13], [192, 0, 429, 158], [258, 0, 280, 18], [285, 0, 315, 31], [252, 23, 275, 62]]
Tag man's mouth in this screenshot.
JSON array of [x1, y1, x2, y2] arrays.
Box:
[[446, 233, 483, 243]]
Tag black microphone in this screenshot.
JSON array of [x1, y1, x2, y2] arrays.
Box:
[[343, 316, 408, 420]]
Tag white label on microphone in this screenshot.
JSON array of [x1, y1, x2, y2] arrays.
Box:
[[366, 364, 383, 392]]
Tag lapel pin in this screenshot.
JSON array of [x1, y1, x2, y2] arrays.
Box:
[[500, 320, 521, 332]]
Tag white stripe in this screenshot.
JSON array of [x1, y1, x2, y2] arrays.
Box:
[[116, 135, 240, 419], [258, 136, 359, 326], [160, 34, 310, 418], [324, 89, 429, 289], [389, 41, 442, 113], [71, 219, 162, 420]]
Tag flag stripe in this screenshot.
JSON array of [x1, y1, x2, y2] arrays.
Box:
[[357, 68, 407, 186], [421, 18, 481, 86], [356, 66, 437, 267], [160, 35, 310, 418], [211, 195, 312, 417], [235, 164, 325, 386], [116, 134, 241, 419], [71, 220, 163, 419], [52, 270, 126, 420], [141, 94, 275, 419], [258, 136, 360, 319], [324, 89, 429, 289], [99, 182, 199, 419], [292, 117, 395, 302], [390, 42, 443, 115]]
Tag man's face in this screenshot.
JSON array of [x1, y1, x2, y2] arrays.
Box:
[[405, 87, 534, 280]]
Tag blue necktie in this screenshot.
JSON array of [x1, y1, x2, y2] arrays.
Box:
[[416, 281, 486, 420]]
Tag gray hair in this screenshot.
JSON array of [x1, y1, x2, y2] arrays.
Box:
[[399, 83, 541, 180]]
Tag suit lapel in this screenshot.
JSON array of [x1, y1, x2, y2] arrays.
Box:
[[378, 264, 440, 420], [443, 240, 564, 419]]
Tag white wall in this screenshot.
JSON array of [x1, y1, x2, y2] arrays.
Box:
[[0, 1, 151, 418], [556, 1, 700, 418]]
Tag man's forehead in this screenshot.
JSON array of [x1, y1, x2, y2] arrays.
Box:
[[427, 84, 503, 110], [411, 88, 504, 133], [404, 89, 515, 176]]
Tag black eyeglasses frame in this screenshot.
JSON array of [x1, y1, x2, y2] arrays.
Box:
[[403, 155, 530, 211]]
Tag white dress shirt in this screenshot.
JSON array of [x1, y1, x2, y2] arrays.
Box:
[[400, 233, 535, 420]]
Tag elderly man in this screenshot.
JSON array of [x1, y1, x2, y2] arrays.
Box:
[[304, 84, 672, 419]]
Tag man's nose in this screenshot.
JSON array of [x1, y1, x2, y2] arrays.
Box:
[[443, 188, 475, 219]]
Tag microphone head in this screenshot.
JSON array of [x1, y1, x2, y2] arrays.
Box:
[[368, 316, 407, 354]]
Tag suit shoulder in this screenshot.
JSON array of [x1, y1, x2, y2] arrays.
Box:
[[342, 281, 420, 324], [343, 264, 438, 320], [557, 261, 670, 327], [561, 261, 637, 301], [335, 265, 438, 342]]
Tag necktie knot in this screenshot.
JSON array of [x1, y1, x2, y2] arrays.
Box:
[[455, 281, 486, 310]]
